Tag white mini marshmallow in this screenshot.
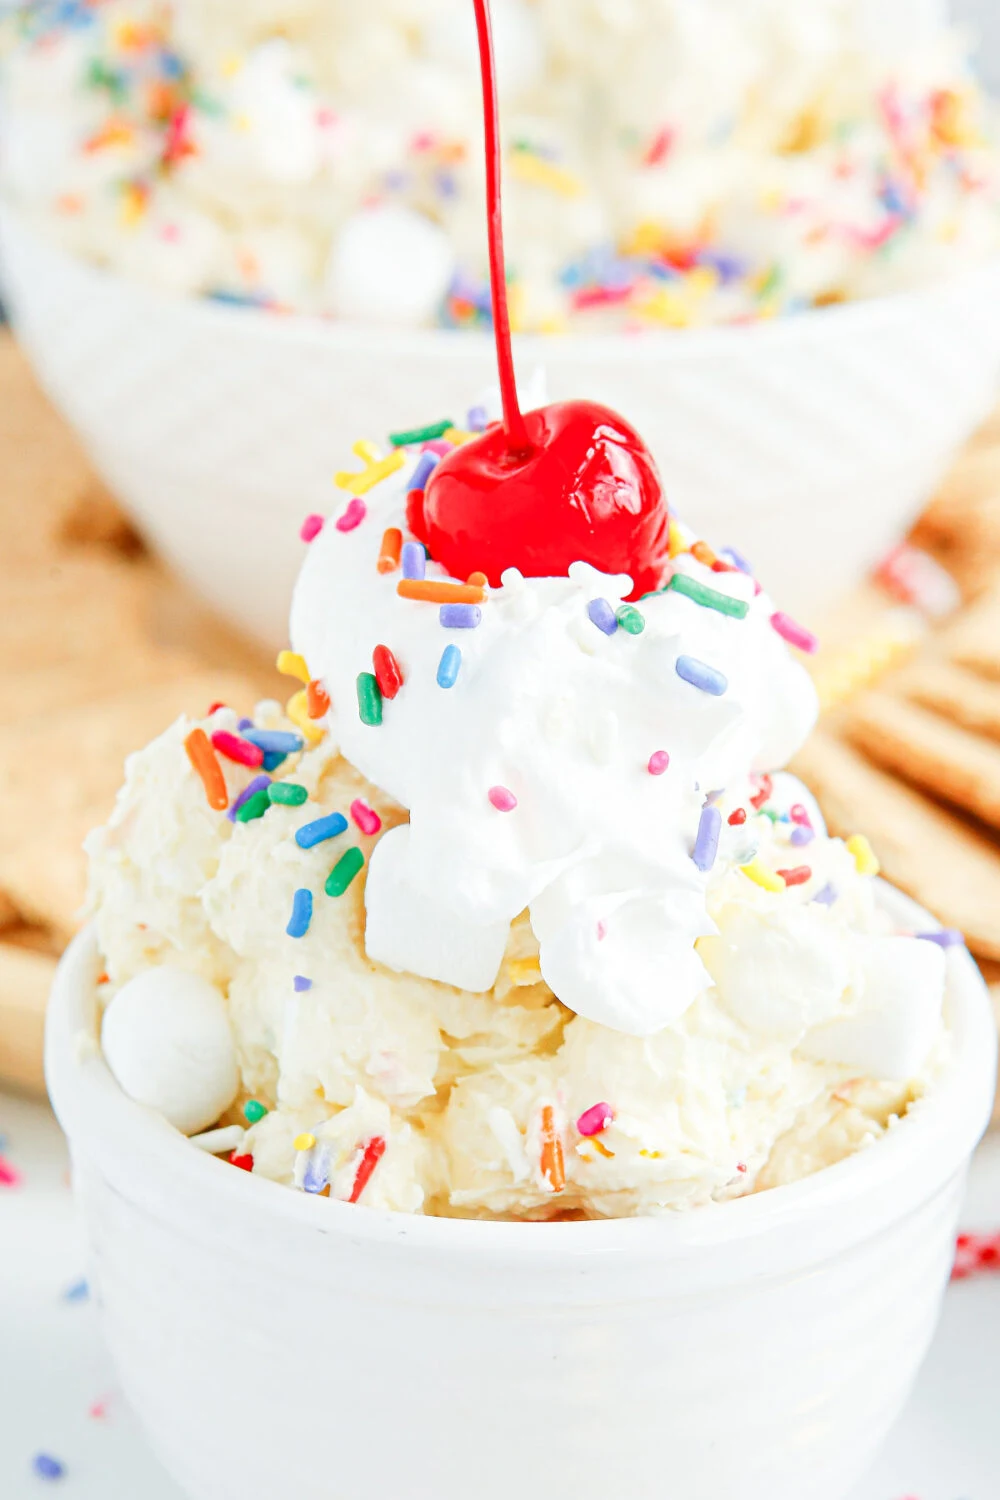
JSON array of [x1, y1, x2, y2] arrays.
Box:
[[324, 205, 457, 327], [101, 966, 239, 1135]]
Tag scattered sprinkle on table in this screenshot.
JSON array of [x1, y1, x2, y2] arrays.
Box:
[[32, 1454, 65, 1481]]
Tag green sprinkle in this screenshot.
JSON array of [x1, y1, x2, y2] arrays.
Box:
[[236, 788, 271, 823], [615, 604, 646, 635], [389, 418, 453, 447], [667, 573, 749, 619], [325, 846, 365, 898], [244, 1100, 268, 1124], [760, 807, 782, 823], [357, 672, 383, 726], [268, 782, 308, 806]]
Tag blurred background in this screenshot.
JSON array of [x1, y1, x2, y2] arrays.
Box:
[[5, 1, 1000, 1494]]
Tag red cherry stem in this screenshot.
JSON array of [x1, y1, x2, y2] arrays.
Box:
[[472, 0, 531, 458]]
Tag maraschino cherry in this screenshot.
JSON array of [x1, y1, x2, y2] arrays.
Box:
[[407, 0, 671, 601]]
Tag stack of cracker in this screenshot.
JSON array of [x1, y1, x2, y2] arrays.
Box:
[[793, 414, 1000, 1085], [0, 335, 273, 1094]]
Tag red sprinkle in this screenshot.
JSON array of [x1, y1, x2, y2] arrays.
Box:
[[0, 1154, 22, 1188], [229, 1152, 254, 1173], [211, 730, 264, 768], [348, 1136, 386, 1204], [300, 514, 324, 543], [728, 808, 747, 825], [711, 559, 738, 573], [350, 798, 382, 836], [306, 679, 330, 719], [749, 774, 773, 810], [577, 1102, 615, 1137], [207, 701, 226, 715], [776, 866, 812, 887], [953, 1231, 1000, 1280], [372, 644, 403, 700]]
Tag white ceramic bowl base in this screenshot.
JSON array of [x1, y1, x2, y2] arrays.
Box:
[[46, 886, 997, 1500], [5, 206, 1000, 647]]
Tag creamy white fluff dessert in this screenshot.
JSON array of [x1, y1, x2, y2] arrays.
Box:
[[4, 0, 997, 328], [85, 406, 954, 1220]]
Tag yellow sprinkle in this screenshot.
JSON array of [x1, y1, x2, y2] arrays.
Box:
[[508, 956, 542, 985], [622, 219, 666, 257], [590, 1138, 615, 1159], [442, 428, 475, 446], [634, 287, 692, 328], [293, 1133, 316, 1152], [639, 1149, 664, 1159], [509, 152, 584, 198], [741, 859, 786, 894], [234, 112, 251, 134], [685, 266, 719, 300], [668, 520, 687, 559], [847, 833, 880, 877], [353, 439, 381, 464], [286, 689, 324, 745], [220, 53, 244, 78], [119, 183, 147, 228], [276, 650, 309, 683], [333, 446, 405, 495]]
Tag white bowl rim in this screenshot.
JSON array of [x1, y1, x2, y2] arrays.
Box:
[[46, 882, 997, 1260], [6, 200, 1000, 367]]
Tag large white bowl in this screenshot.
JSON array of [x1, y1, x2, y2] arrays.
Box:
[[46, 888, 996, 1500], [5, 205, 1000, 647]]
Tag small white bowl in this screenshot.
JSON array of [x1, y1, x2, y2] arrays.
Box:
[[46, 886, 996, 1500], [5, 204, 1000, 647]]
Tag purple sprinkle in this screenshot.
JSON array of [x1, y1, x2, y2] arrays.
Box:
[[692, 804, 722, 872], [676, 655, 728, 696], [812, 882, 837, 907], [293, 975, 312, 992], [790, 825, 814, 846], [238, 717, 254, 731], [401, 541, 426, 581], [915, 928, 965, 949], [228, 774, 271, 822], [587, 598, 618, 635], [303, 1145, 330, 1195], [466, 404, 488, 431], [439, 603, 481, 628], [410, 451, 439, 492], [32, 1454, 65, 1480], [62, 1279, 88, 1303], [720, 546, 753, 575]]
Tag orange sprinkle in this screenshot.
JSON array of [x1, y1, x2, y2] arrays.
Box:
[[306, 678, 330, 719], [377, 527, 403, 574], [467, 571, 488, 587], [184, 728, 228, 811], [539, 1106, 566, 1193], [397, 579, 485, 605], [690, 540, 717, 567], [589, 1137, 615, 1160]]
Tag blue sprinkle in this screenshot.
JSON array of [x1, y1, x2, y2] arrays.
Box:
[[228, 774, 271, 822], [32, 1454, 65, 1481], [720, 546, 753, 576], [812, 883, 837, 907], [466, 404, 488, 432], [303, 1145, 330, 1195], [676, 656, 728, 696], [916, 928, 965, 949], [587, 598, 618, 636], [410, 451, 440, 492], [401, 541, 427, 581], [287, 888, 313, 939], [237, 717, 254, 731], [439, 603, 481, 629], [437, 644, 462, 688], [293, 975, 312, 992], [241, 728, 304, 755], [262, 750, 288, 773], [790, 825, 814, 846], [692, 805, 722, 872], [295, 812, 348, 850], [62, 1279, 88, 1303]]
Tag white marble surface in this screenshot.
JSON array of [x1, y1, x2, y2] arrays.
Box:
[[1, 1089, 999, 1500]]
